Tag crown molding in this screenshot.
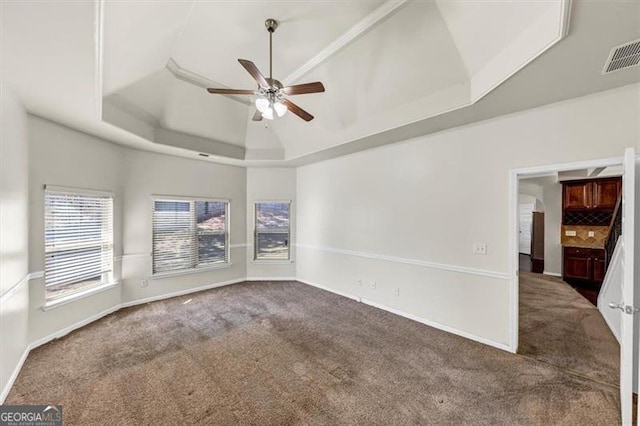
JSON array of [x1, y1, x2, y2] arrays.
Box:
[[95, 0, 105, 119], [560, 0, 573, 37]]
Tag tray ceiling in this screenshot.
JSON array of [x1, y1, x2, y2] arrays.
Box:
[[2, 0, 639, 166]]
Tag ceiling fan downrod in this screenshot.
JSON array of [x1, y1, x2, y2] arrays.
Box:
[[265, 18, 278, 80]]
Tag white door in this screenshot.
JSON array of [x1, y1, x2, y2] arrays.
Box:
[[518, 204, 534, 255], [616, 147, 636, 425]]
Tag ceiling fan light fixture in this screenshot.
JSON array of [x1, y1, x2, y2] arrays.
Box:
[[262, 107, 274, 120], [273, 101, 287, 117], [255, 97, 270, 114]]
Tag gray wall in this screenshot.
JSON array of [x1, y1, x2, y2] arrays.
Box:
[[26, 115, 248, 344], [0, 86, 30, 400]]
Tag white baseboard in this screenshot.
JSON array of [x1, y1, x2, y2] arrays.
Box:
[[120, 278, 244, 308], [2, 302, 123, 403], [360, 298, 511, 352], [543, 271, 562, 277], [0, 345, 30, 403], [296, 279, 361, 302], [298, 278, 511, 353], [245, 277, 297, 282], [29, 304, 122, 350]]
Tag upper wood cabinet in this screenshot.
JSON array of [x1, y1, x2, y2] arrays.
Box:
[[563, 181, 591, 210], [562, 177, 621, 211], [592, 178, 621, 209]]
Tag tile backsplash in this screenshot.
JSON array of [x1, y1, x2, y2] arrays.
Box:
[[561, 225, 609, 248]]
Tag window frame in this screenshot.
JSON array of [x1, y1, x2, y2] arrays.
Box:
[[253, 200, 292, 262], [43, 185, 115, 304], [151, 195, 231, 277]]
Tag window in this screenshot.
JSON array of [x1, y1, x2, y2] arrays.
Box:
[[44, 188, 114, 301], [254, 202, 290, 260], [152, 199, 229, 274]]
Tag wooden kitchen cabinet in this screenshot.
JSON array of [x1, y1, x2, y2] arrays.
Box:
[[563, 181, 591, 210], [563, 247, 592, 281], [592, 255, 606, 282], [592, 178, 621, 209], [562, 177, 621, 211], [563, 247, 606, 284]]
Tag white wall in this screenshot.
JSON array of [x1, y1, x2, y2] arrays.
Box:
[[26, 115, 248, 345], [121, 149, 247, 302], [296, 83, 640, 350], [27, 116, 125, 343], [518, 194, 536, 207], [518, 193, 544, 213], [0, 86, 30, 400], [246, 168, 296, 279]]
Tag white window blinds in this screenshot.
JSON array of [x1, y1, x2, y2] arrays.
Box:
[[254, 202, 290, 260], [44, 189, 114, 300], [152, 199, 228, 274]]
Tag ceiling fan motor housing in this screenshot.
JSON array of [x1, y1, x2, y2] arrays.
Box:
[[266, 78, 283, 91]]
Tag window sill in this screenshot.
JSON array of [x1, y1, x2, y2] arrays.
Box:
[[252, 259, 295, 264], [152, 263, 232, 280], [42, 281, 119, 311]]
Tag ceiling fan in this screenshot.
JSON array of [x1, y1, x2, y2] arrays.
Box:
[[206, 18, 325, 122]]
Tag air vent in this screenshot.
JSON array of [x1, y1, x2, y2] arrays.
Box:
[[602, 39, 640, 74], [198, 153, 210, 158]]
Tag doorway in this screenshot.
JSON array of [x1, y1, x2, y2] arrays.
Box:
[[508, 151, 637, 424], [518, 199, 545, 273]]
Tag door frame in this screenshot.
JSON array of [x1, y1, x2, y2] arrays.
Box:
[[508, 155, 623, 353]]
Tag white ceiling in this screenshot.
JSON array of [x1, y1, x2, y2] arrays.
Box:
[[103, 1, 195, 96], [1, 0, 639, 167], [99, 0, 566, 159], [172, 1, 385, 90], [436, 1, 552, 75]]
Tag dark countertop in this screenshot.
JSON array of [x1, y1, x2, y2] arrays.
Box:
[[562, 244, 605, 250]]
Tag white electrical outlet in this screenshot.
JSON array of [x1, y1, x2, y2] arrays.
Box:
[[473, 243, 487, 255], [565, 230, 577, 237], [588, 231, 595, 237], [394, 288, 400, 296], [141, 279, 148, 288], [371, 281, 377, 289]]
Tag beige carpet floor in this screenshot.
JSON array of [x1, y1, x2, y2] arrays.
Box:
[[6, 276, 620, 425], [518, 272, 619, 387]]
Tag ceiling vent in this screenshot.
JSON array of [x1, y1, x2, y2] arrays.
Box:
[[602, 39, 640, 74]]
